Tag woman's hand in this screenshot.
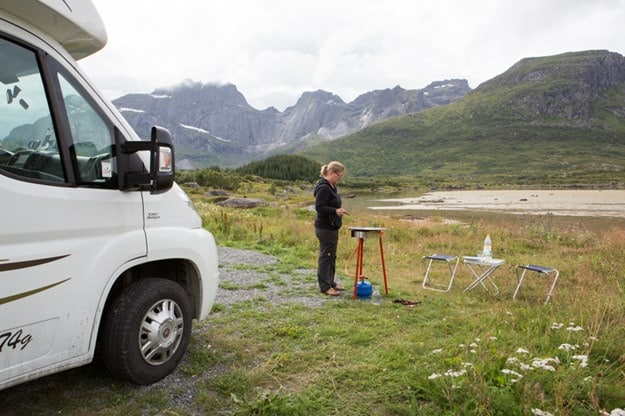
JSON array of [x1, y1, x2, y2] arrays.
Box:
[[336, 208, 349, 217]]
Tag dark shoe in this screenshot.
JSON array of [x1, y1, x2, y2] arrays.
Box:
[[325, 288, 341, 296]]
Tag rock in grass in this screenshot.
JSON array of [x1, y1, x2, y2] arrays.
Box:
[[216, 198, 266, 208]]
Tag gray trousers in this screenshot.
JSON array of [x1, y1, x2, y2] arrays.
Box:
[[315, 227, 339, 293]]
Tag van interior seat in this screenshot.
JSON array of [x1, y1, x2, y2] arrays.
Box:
[[23, 151, 63, 178]]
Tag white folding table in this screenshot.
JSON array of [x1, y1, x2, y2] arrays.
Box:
[[462, 256, 505, 294]]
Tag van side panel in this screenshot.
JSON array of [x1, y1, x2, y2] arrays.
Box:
[[0, 174, 145, 388]]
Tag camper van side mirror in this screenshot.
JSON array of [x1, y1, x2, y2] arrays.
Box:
[[117, 126, 175, 194]]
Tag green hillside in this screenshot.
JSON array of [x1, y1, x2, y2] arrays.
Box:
[[301, 51, 625, 187]]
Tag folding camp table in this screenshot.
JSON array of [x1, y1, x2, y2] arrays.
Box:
[[462, 256, 505, 294]]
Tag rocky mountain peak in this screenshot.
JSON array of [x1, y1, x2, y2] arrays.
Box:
[[475, 50, 625, 119], [113, 79, 470, 167], [295, 90, 345, 106], [152, 81, 251, 109]]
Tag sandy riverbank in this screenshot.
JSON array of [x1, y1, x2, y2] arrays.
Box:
[[371, 189, 625, 218]]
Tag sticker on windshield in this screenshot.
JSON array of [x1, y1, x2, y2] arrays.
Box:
[[101, 160, 112, 178]]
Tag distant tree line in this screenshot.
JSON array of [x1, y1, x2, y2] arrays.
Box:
[[177, 166, 242, 190], [176, 155, 321, 190], [234, 155, 320, 182]]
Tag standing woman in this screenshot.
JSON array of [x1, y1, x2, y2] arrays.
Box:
[[314, 161, 348, 296]]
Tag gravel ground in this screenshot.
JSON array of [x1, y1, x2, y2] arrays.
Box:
[[216, 246, 330, 308]]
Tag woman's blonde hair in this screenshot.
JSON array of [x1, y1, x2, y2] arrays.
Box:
[[320, 161, 345, 177]]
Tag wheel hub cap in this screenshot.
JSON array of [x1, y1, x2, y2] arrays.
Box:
[[139, 299, 184, 365]]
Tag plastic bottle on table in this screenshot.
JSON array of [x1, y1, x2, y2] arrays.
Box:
[[483, 234, 492, 259]]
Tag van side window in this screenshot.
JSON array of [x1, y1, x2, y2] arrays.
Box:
[[0, 37, 64, 182], [56, 74, 116, 186]]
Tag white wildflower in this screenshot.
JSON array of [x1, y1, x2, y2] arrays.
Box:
[[428, 373, 442, 380], [558, 343, 577, 351], [444, 369, 467, 377], [431, 348, 443, 354], [516, 347, 530, 354], [531, 358, 557, 371], [567, 325, 584, 332], [550, 322, 564, 329], [609, 409, 625, 416], [501, 369, 524, 379], [470, 342, 478, 348], [572, 354, 589, 368], [531, 409, 554, 416]]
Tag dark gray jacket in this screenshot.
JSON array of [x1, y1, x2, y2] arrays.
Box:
[[314, 178, 342, 230]]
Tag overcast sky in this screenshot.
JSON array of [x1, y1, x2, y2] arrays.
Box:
[[82, 0, 625, 111]]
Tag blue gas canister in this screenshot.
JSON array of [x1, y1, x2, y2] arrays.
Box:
[[356, 278, 372, 299]]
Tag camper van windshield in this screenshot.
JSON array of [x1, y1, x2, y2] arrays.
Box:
[[0, 38, 54, 143], [0, 36, 62, 181]]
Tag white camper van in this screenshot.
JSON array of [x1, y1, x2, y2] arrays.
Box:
[[0, 0, 219, 390]]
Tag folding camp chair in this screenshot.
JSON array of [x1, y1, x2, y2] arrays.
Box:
[[513, 264, 559, 305], [422, 254, 459, 292]]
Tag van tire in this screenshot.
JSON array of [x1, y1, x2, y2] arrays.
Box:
[[101, 278, 192, 385]]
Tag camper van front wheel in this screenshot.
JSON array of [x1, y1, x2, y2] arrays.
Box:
[[101, 278, 192, 385]]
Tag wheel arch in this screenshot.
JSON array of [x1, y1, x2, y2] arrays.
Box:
[[93, 258, 202, 357], [102, 258, 203, 321]]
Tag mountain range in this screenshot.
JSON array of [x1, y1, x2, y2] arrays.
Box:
[[301, 50, 625, 185], [112, 79, 471, 169], [112, 49, 625, 186]]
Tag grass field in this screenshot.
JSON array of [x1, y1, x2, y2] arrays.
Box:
[[1, 182, 624, 415], [191, 183, 625, 415]]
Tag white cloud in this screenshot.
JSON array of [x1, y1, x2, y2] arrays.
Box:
[[81, 0, 625, 111]]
